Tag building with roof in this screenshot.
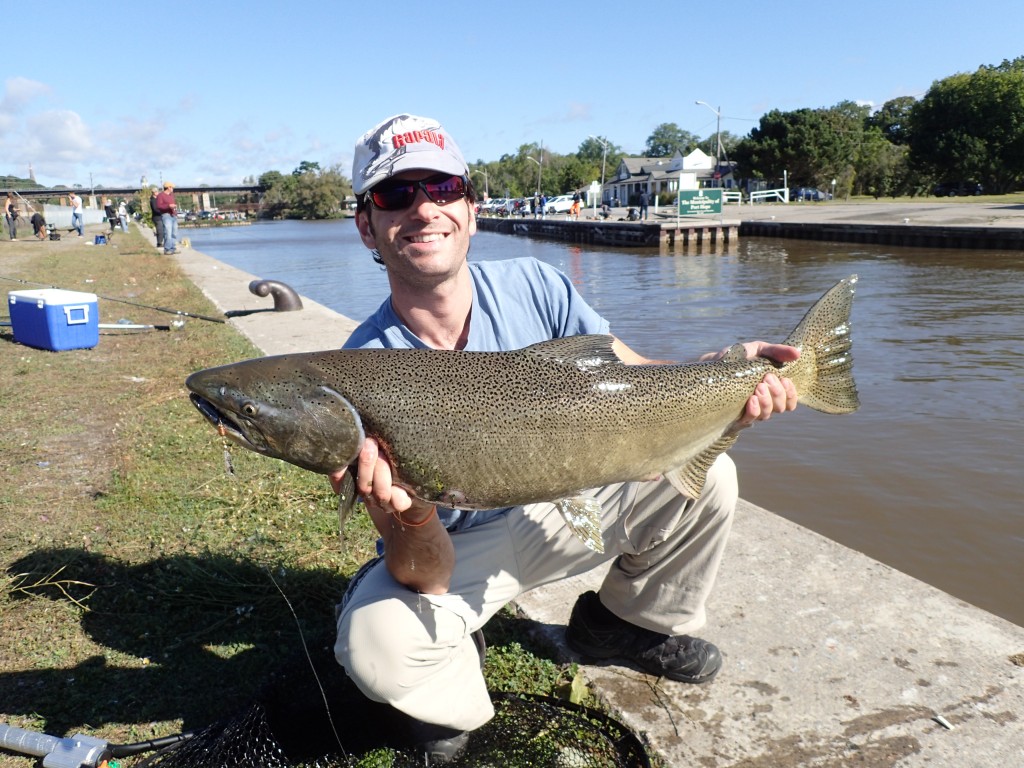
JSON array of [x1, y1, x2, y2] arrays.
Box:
[[601, 148, 736, 206]]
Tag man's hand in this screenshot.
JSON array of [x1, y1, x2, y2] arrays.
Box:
[[329, 439, 437, 526], [701, 342, 800, 428], [328, 437, 453, 594]]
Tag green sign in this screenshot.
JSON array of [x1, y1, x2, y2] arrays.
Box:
[[678, 188, 723, 216]]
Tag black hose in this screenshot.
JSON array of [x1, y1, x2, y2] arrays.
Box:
[[108, 731, 196, 757]]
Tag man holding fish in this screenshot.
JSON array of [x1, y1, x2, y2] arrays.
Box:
[[332, 114, 801, 762]]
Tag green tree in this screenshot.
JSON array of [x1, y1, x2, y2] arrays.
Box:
[[644, 123, 698, 157], [734, 102, 866, 191], [867, 96, 917, 145], [258, 170, 294, 218], [292, 160, 321, 176], [258, 170, 285, 189], [908, 58, 1024, 193], [697, 130, 741, 162], [733, 108, 821, 184], [576, 136, 623, 185], [854, 127, 911, 198], [290, 164, 350, 219], [555, 156, 592, 195]]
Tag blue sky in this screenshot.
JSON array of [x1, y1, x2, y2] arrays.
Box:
[[3, 1, 1022, 189]]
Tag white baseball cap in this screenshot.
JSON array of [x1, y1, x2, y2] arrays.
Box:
[[352, 114, 468, 195]]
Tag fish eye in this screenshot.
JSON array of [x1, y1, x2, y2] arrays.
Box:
[[241, 402, 259, 416]]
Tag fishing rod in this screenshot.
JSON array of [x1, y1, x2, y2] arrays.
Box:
[[0, 276, 226, 324], [0, 320, 183, 333]]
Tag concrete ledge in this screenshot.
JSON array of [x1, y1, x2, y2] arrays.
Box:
[[517, 500, 1024, 766], [171, 244, 357, 354], [740, 219, 1024, 249]]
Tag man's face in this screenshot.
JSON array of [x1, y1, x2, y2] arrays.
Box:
[[356, 170, 476, 288]]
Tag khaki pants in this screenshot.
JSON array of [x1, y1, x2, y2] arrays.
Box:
[[335, 454, 737, 731]]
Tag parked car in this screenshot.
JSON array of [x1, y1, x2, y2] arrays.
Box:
[[791, 187, 829, 202], [545, 195, 574, 214], [932, 181, 983, 197], [480, 198, 506, 215]]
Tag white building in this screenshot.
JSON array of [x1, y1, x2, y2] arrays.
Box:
[[602, 148, 736, 205]]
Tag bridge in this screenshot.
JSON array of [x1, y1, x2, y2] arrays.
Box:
[[14, 184, 265, 221], [14, 184, 263, 200], [11, 185, 265, 229]]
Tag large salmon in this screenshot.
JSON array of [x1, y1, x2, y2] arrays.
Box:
[[186, 276, 859, 552]]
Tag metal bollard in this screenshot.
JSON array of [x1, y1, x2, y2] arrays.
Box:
[[248, 279, 303, 312]]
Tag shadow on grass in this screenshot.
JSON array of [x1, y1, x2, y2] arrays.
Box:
[[2, 548, 568, 742], [3, 548, 348, 737]]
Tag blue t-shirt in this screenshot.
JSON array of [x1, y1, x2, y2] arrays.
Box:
[[344, 256, 611, 530]]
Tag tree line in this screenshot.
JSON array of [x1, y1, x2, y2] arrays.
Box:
[[11, 57, 1017, 219], [254, 56, 1024, 217], [735, 56, 1024, 197]]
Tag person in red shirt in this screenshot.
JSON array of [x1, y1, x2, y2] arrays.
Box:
[[155, 182, 178, 254]]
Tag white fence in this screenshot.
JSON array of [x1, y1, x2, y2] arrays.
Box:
[[42, 203, 106, 229], [748, 188, 789, 204]]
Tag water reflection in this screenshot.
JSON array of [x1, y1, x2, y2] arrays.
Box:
[[189, 221, 1024, 627]]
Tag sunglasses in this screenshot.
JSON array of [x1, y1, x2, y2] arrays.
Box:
[[370, 174, 469, 211]]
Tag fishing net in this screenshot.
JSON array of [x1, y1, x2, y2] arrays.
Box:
[[129, 653, 650, 768]]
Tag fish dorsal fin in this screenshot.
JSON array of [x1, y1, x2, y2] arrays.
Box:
[[664, 434, 739, 499], [523, 335, 620, 371]]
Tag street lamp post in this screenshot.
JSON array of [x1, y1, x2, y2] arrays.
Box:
[[527, 155, 542, 196], [588, 135, 609, 202], [695, 100, 722, 173], [471, 169, 489, 200]]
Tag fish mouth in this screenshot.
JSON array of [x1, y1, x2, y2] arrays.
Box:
[[189, 393, 260, 451]]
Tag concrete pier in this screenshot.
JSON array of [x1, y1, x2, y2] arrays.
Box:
[[476, 215, 738, 250], [166, 228, 1023, 768], [478, 200, 1024, 252]]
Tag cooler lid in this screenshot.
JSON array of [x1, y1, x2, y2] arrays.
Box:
[[9, 288, 98, 304]]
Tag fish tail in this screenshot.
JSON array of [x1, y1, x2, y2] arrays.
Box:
[[782, 275, 860, 414]]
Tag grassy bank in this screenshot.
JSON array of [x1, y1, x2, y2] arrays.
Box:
[[0, 227, 580, 766]]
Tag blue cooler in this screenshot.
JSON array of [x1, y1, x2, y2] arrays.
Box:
[[8, 289, 100, 351]]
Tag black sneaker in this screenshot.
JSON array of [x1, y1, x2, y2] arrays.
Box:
[[566, 590, 722, 684], [406, 719, 469, 765]]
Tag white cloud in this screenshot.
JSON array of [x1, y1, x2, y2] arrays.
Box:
[[25, 110, 93, 161], [2, 76, 50, 112]]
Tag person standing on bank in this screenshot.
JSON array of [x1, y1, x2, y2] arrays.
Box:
[[69, 192, 84, 236], [150, 188, 165, 250], [155, 182, 178, 254], [104, 198, 118, 233], [117, 199, 129, 232], [638, 188, 650, 220], [5, 193, 18, 240], [331, 113, 800, 764]]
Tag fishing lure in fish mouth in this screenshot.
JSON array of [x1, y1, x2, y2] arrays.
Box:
[[217, 420, 235, 477]]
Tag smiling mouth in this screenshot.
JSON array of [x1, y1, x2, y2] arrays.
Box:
[[406, 232, 448, 244]]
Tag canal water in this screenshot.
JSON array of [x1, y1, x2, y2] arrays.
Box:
[[188, 220, 1024, 627]]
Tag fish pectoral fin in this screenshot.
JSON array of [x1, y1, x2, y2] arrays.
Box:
[[336, 470, 357, 552], [664, 434, 739, 499], [556, 497, 605, 554]]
